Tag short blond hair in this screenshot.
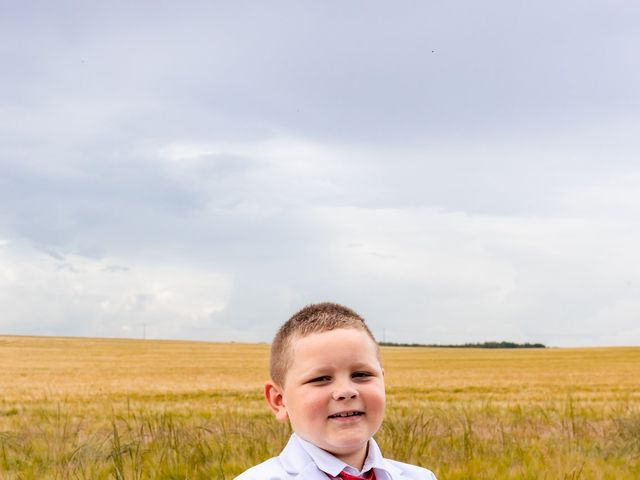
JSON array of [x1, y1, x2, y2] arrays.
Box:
[[269, 302, 378, 386]]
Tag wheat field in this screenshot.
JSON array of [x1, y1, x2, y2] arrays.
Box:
[[0, 335, 639, 479]]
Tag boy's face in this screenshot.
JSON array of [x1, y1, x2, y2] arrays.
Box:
[[265, 328, 385, 467]]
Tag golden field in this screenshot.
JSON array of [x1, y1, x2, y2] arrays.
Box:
[[0, 335, 639, 479]]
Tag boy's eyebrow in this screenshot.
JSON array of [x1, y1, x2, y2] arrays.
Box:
[[300, 362, 380, 376], [349, 362, 380, 370]]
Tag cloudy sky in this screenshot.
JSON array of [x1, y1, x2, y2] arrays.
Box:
[[1, 1, 639, 346]]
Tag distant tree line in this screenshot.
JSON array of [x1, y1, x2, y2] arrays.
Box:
[[379, 341, 546, 349]]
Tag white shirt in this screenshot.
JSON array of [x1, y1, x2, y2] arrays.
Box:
[[235, 433, 437, 480]]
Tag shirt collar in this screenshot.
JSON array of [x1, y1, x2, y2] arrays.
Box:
[[292, 433, 388, 478]]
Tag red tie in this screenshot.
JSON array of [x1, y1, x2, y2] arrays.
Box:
[[326, 469, 376, 480]]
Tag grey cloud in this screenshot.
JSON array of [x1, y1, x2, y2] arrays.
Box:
[[3, 1, 638, 145], [103, 265, 130, 273]]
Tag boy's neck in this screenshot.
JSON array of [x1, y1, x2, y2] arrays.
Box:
[[333, 442, 369, 471]]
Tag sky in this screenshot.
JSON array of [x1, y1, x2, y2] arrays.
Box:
[[1, 1, 639, 347]]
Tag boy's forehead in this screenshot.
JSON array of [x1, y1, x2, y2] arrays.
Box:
[[290, 327, 375, 346], [287, 328, 380, 364]]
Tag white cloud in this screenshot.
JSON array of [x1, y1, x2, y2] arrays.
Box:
[[0, 241, 232, 340], [307, 204, 640, 346]]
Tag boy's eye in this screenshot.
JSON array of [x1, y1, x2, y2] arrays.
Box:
[[352, 371, 372, 379], [308, 376, 331, 383]]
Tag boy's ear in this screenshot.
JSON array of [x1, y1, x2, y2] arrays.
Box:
[[264, 381, 289, 422]]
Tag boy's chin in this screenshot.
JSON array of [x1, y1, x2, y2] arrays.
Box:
[[321, 435, 370, 454]]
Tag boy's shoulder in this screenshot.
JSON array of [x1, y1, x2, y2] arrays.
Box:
[[384, 458, 438, 479], [234, 456, 283, 479], [234, 434, 316, 479]]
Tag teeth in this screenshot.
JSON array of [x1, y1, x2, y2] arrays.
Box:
[[331, 411, 362, 418]]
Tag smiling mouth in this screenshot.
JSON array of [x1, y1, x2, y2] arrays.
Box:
[[328, 411, 364, 419]]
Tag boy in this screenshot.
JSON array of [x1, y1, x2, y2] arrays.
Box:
[[236, 302, 437, 479]]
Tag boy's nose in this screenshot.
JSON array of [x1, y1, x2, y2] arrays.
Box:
[[332, 387, 359, 401]]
